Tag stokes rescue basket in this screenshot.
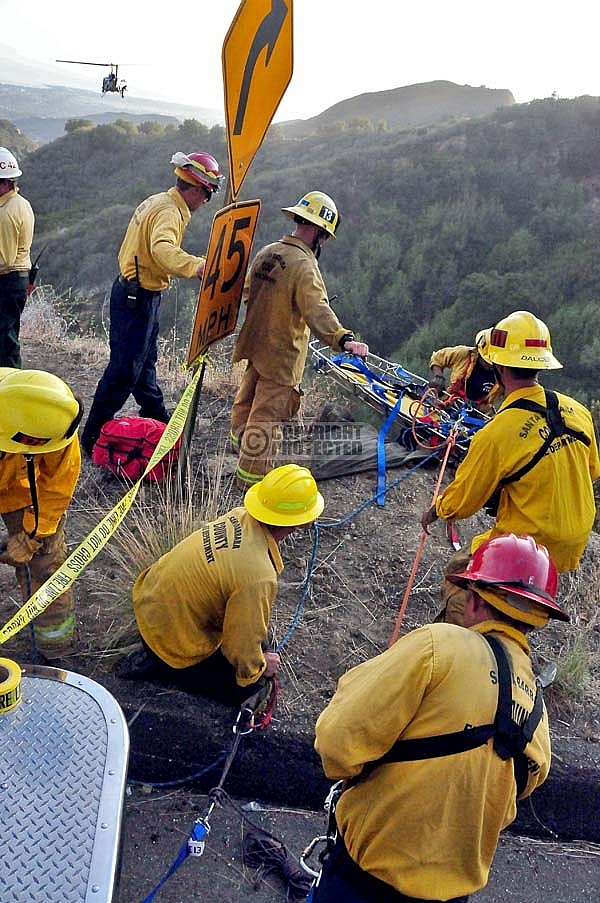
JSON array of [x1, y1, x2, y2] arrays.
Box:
[[92, 416, 180, 482]]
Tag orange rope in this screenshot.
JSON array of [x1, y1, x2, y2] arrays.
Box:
[[388, 430, 457, 646]]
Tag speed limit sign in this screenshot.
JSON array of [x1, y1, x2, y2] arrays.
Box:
[[187, 199, 261, 367]]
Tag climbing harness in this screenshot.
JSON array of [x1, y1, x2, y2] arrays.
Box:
[[484, 388, 591, 516], [355, 636, 543, 796], [302, 635, 544, 888], [139, 677, 278, 903]]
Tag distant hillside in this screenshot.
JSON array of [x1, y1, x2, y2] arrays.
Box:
[[13, 91, 600, 403], [280, 80, 515, 137], [14, 113, 181, 146], [0, 117, 36, 156], [0, 82, 223, 145]]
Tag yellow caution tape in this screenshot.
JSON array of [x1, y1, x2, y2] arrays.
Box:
[[0, 362, 205, 645], [0, 657, 22, 712]]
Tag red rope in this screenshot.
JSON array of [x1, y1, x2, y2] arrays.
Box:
[[389, 430, 457, 646]]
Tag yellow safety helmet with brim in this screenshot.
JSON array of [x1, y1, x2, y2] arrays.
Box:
[[0, 369, 83, 454], [475, 328, 493, 364], [487, 311, 562, 370], [282, 190, 340, 238], [244, 464, 325, 527]]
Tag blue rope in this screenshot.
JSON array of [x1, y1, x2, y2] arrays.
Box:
[[320, 449, 440, 530], [140, 819, 209, 903], [275, 450, 440, 653], [127, 751, 228, 789], [135, 451, 441, 901], [275, 520, 320, 653]]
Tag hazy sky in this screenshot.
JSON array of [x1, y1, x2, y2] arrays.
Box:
[[4, 1, 599, 120]]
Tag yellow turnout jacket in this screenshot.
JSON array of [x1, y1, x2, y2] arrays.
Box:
[[132, 507, 283, 685], [436, 384, 600, 571], [118, 187, 204, 290], [315, 621, 550, 899], [232, 234, 350, 386], [0, 187, 34, 274], [0, 441, 81, 537], [429, 344, 501, 408]]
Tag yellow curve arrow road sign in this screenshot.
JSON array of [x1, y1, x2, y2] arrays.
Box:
[[223, 0, 293, 200]]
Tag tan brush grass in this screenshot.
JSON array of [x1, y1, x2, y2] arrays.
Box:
[[77, 450, 234, 656], [17, 296, 600, 716], [21, 284, 74, 344], [541, 553, 600, 722]]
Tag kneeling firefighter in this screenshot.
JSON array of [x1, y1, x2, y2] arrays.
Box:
[[0, 369, 83, 659]]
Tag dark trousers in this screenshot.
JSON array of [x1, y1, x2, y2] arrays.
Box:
[[308, 835, 469, 903], [0, 270, 29, 367], [81, 276, 168, 452], [141, 639, 266, 706]]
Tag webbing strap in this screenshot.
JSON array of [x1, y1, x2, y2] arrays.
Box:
[[497, 389, 590, 488], [376, 396, 404, 507], [24, 455, 40, 539], [355, 636, 543, 797]]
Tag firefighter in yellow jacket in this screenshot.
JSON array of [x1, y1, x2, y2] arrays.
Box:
[[121, 464, 324, 704], [81, 151, 223, 455], [230, 191, 368, 486], [428, 328, 500, 411], [422, 311, 600, 624], [0, 369, 83, 658], [312, 533, 567, 903], [0, 147, 35, 368]]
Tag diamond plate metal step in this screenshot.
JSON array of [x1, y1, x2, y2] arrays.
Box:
[[1, 663, 129, 903]]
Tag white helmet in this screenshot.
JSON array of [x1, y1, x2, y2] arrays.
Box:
[[0, 147, 21, 179]]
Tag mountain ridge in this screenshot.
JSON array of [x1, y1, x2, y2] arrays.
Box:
[[278, 80, 515, 137], [1, 78, 515, 145]]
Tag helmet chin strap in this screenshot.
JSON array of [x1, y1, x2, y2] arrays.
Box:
[[312, 229, 327, 260], [492, 363, 504, 390]]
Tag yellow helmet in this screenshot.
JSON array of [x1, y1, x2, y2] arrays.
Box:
[[0, 369, 83, 454], [244, 464, 325, 527], [487, 311, 562, 370], [282, 191, 340, 238], [475, 328, 492, 363]]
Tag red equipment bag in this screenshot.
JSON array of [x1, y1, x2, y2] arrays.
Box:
[[91, 416, 180, 482]]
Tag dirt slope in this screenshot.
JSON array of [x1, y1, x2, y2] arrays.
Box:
[[1, 331, 599, 776]]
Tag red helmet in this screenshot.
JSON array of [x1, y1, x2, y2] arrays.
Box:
[[171, 151, 224, 192], [448, 533, 568, 623]]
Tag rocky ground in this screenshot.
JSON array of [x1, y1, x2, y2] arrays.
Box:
[[3, 318, 600, 901], [3, 327, 598, 759]]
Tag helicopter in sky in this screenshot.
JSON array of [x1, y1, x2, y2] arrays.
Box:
[[55, 60, 128, 97]]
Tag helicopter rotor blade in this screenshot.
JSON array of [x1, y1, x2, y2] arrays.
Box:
[[56, 60, 117, 68]]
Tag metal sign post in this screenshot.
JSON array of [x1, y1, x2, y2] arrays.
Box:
[[179, 0, 293, 483]]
